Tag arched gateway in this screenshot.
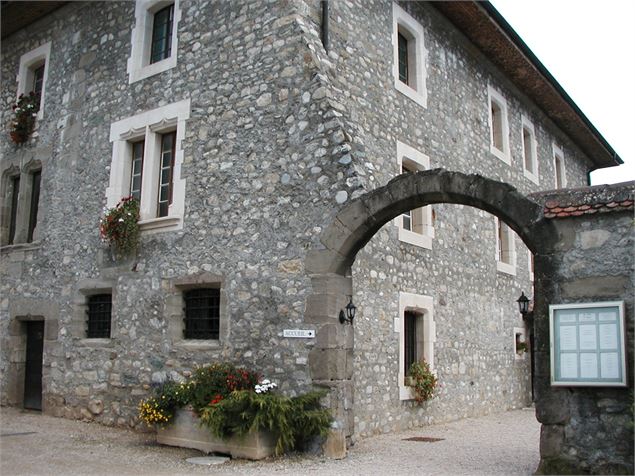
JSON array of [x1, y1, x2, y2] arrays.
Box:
[[304, 169, 633, 474]]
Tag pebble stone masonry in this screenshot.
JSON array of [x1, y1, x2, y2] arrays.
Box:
[[1, 1, 631, 474]]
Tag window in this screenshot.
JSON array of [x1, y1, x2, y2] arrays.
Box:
[[488, 86, 510, 164], [392, 3, 427, 108], [398, 292, 435, 401], [183, 288, 220, 339], [395, 141, 434, 249], [27, 170, 41, 243], [553, 144, 566, 189], [528, 251, 535, 283], [150, 4, 174, 64], [521, 116, 539, 184], [17, 42, 51, 119], [86, 294, 112, 338], [128, 0, 181, 84], [8, 175, 20, 245], [165, 273, 228, 347], [495, 217, 516, 275], [107, 99, 190, 232], [1, 164, 42, 247], [514, 327, 527, 360]]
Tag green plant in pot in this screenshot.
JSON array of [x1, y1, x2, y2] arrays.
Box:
[[407, 359, 438, 404], [99, 196, 140, 259]]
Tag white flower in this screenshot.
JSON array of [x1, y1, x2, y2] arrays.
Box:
[[118, 218, 124, 222]]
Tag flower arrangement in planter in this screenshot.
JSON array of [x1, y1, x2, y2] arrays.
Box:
[[9, 92, 39, 144], [138, 362, 332, 456], [407, 359, 438, 404], [99, 196, 140, 259]]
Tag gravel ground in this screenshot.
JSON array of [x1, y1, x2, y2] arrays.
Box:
[[0, 407, 540, 475]]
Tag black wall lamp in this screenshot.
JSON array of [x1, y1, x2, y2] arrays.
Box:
[[517, 291, 530, 318], [339, 297, 356, 325]]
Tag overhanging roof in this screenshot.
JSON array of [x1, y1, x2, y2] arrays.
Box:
[[431, 1, 622, 170], [1, 1, 67, 39]]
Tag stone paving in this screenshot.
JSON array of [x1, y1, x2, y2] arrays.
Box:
[[0, 407, 540, 475]]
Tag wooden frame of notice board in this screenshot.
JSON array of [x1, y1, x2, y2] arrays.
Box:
[[550, 301, 626, 387]]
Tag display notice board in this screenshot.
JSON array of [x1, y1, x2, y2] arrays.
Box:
[[550, 301, 626, 387]]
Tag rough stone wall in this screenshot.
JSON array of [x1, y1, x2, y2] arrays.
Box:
[[0, 0, 600, 442], [530, 185, 634, 475], [0, 0, 355, 426], [306, 0, 593, 437]]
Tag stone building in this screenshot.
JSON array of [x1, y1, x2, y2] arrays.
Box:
[[0, 0, 622, 446]]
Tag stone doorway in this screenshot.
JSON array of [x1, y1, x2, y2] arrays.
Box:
[[23, 320, 44, 411]]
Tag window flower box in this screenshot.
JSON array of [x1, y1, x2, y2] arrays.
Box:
[[156, 407, 276, 460]]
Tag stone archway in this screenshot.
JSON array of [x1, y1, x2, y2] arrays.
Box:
[[304, 169, 558, 457]]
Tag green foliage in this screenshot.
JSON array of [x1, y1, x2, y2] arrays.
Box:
[[408, 359, 438, 404], [188, 362, 259, 413], [198, 389, 332, 456], [138, 380, 194, 426], [99, 196, 140, 257], [10, 93, 38, 144]]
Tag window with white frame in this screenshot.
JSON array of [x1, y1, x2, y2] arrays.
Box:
[[395, 141, 434, 249], [127, 0, 181, 84], [521, 116, 539, 183], [397, 292, 435, 401], [528, 251, 535, 282], [17, 42, 51, 119], [106, 99, 190, 232], [488, 86, 510, 164], [392, 3, 427, 108], [495, 217, 516, 275], [553, 143, 566, 189], [1, 162, 42, 247]]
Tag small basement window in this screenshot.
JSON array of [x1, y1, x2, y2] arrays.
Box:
[[183, 288, 220, 339], [86, 294, 112, 338]]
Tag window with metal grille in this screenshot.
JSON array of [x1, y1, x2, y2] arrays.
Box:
[[86, 294, 112, 338], [404, 311, 418, 375], [150, 4, 174, 64], [157, 132, 175, 217], [183, 288, 220, 339], [130, 141, 144, 201]]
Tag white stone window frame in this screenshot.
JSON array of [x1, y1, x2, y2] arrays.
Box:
[[552, 143, 567, 189], [528, 250, 535, 283], [394, 141, 434, 249], [16, 42, 52, 120], [521, 115, 539, 184], [513, 326, 527, 360], [106, 99, 190, 233], [392, 2, 428, 109], [395, 292, 435, 401], [487, 85, 511, 164], [495, 217, 516, 276], [127, 0, 181, 84]]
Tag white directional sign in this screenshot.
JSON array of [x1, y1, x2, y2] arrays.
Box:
[[283, 329, 315, 338]]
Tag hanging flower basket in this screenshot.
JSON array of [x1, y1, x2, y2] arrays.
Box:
[[99, 196, 140, 259], [9, 92, 38, 144]]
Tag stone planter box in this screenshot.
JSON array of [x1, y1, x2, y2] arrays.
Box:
[[156, 408, 276, 460]]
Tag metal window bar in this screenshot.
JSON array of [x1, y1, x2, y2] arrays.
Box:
[[130, 141, 144, 201], [183, 288, 220, 339], [398, 32, 408, 84], [157, 132, 175, 217], [27, 170, 41, 243], [404, 311, 417, 375], [86, 294, 112, 338], [150, 4, 174, 64]]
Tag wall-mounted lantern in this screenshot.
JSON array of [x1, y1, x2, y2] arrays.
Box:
[[339, 297, 356, 325], [517, 291, 530, 318]]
